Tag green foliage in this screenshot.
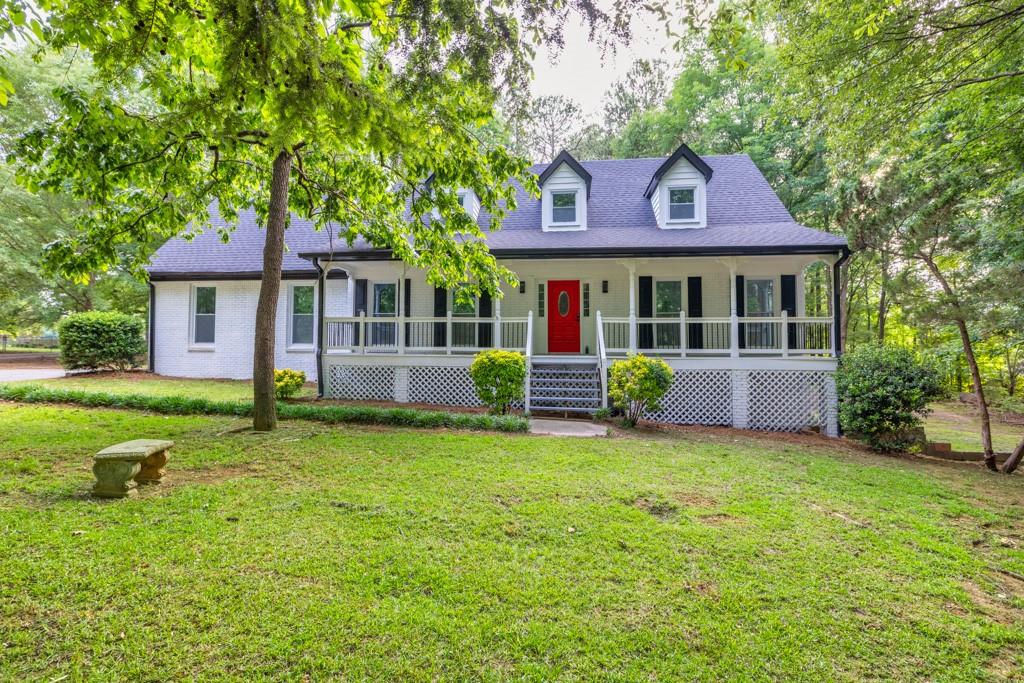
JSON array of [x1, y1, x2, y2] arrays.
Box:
[[274, 369, 306, 400], [836, 345, 943, 451], [608, 354, 673, 427], [56, 311, 145, 371], [0, 384, 528, 432], [469, 350, 526, 415], [592, 407, 613, 421]]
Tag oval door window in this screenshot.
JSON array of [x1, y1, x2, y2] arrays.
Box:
[[558, 291, 570, 317]]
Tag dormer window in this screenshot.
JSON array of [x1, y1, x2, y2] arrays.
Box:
[[539, 150, 591, 231], [551, 191, 577, 224], [457, 191, 468, 210], [668, 187, 696, 221], [645, 143, 713, 229]]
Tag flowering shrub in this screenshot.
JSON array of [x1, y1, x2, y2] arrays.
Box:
[[274, 368, 306, 399]]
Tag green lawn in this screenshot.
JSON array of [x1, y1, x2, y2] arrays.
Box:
[[0, 402, 1022, 680], [925, 401, 1024, 453], [22, 371, 315, 401]]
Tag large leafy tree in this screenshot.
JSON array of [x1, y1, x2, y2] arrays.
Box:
[[12, 0, 657, 430], [0, 49, 147, 333]]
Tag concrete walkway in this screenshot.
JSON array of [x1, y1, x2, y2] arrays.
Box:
[[0, 368, 65, 382], [528, 418, 607, 437]]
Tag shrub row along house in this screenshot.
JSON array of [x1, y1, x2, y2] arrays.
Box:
[[147, 144, 849, 434]]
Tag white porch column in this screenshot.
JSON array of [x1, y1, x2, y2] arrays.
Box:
[[728, 261, 739, 358], [627, 262, 637, 353], [494, 292, 502, 348]]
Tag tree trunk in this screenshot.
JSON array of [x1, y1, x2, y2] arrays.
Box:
[[1002, 437, 1023, 474], [877, 252, 888, 343], [921, 256, 996, 470], [252, 150, 292, 432]]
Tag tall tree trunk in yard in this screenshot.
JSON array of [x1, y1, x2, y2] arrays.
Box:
[[921, 255, 997, 470], [877, 252, 888, 342], [253, 150, 292, 432]]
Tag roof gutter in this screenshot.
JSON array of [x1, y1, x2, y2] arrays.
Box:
[[298, 243, 849, 262]]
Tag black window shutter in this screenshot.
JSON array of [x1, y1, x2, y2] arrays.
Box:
[[638, 276, 653, 350], [781, 274, 796, 350], [735, 275, 745, 349], [687, 276, 703, 350], [477, 292, 492, 347], [433, 286, 447, 347], [354, 279, 368, 345], [404, 278, 412, 345]]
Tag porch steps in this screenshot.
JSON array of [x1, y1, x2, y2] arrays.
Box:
[[528, 360, 602, 414]]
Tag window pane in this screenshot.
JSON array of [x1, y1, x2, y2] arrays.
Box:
[[582, 283, 590, 317], [537, 283, 545, 317], [670, 188, 694, 204], [292, 286, 314, 314], [194, 314, 215, 344], [374, 284, 396, 316], [195, 287, 216, 315], [655, 281, 682, 316], [292, 314, 313, 344], [557, 291, 570, 317], [552, 191, 576, 208], [453, 288, 476, 316], [745, 279, 774, 316], [551, 191, 577, 223], [669, 203, 695, 220], [457, 192, 467, 209]]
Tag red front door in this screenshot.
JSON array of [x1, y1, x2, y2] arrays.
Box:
[[547, 280, 581, 353]]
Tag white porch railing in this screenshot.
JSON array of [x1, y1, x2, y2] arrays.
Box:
[[324, 314, 530, 354], [599, 313, 834, 358], [595, 311, 609, 408]]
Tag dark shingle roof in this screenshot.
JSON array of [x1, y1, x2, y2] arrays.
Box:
[[147, 153, 846, 278]]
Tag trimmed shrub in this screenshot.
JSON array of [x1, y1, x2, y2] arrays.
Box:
[[469, 349, 526, 415], [274, 369, 306, 399], [608, 354, 674, 427], [836, 344, 942, 451], [0, 384, 529, 433], [57, 312, 145, 371]]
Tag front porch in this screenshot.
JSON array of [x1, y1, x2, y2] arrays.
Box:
[[312, 254, 842, 435]]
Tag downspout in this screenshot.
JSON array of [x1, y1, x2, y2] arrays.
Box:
[[148, 281, 155, 373], [314, 258, 326, 398], [832, 247, 851, 358]]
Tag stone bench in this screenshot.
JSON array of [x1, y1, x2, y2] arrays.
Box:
[[92, 439, 174, 499]]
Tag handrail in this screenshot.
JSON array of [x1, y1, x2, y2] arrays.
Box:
[[524, 310, 533, 413], [595, 310, 609, 409]]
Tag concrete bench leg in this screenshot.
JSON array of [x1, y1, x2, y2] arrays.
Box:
[[135, 449, 169, 484], [92, 460, 142, 498]]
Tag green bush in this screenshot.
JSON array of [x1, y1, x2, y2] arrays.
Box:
[[469, 349, 526, 414], [0, 384, 529, 433], [274, 368, 306, 399], [57, 312, 146, 371], [608, 354, 674, 427], [836, 344, 942, 451]]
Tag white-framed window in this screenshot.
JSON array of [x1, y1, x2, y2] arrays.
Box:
[[191, 285, 216, 346], [668, 187, 696, 221], [655, 280, 682, 317], [745, 278, 774, 316], [551, 190, 577, 224], [373, 283, 397, 317], [655, 280, 682, 347], [289, 284, 315, 347], [457, 191, 468, 210]]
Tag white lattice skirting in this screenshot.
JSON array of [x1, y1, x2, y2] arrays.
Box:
[[325, 362, 838, 437], [644, 370, 733, 426], [746, 370, 837, 434], [408, 366, 483, 407], [327, 365, 396, 402]]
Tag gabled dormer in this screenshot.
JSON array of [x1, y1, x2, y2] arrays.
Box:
[[457, 189, 481, 221], [538, 150, 591, 231], [644, 143, 713, 229]]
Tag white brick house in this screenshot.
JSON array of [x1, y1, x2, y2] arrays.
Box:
[[147, 145, 849, 434]]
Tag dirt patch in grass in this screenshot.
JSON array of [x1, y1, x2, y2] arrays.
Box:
[[961, 580, 1023, 625], [673, 491, 717, 507], [162, 462, 270, 488], [631, 494, 679, 520], [696, 512, 742, 525]]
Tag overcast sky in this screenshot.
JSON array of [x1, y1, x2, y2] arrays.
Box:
[[530, 9, 678, 121]]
